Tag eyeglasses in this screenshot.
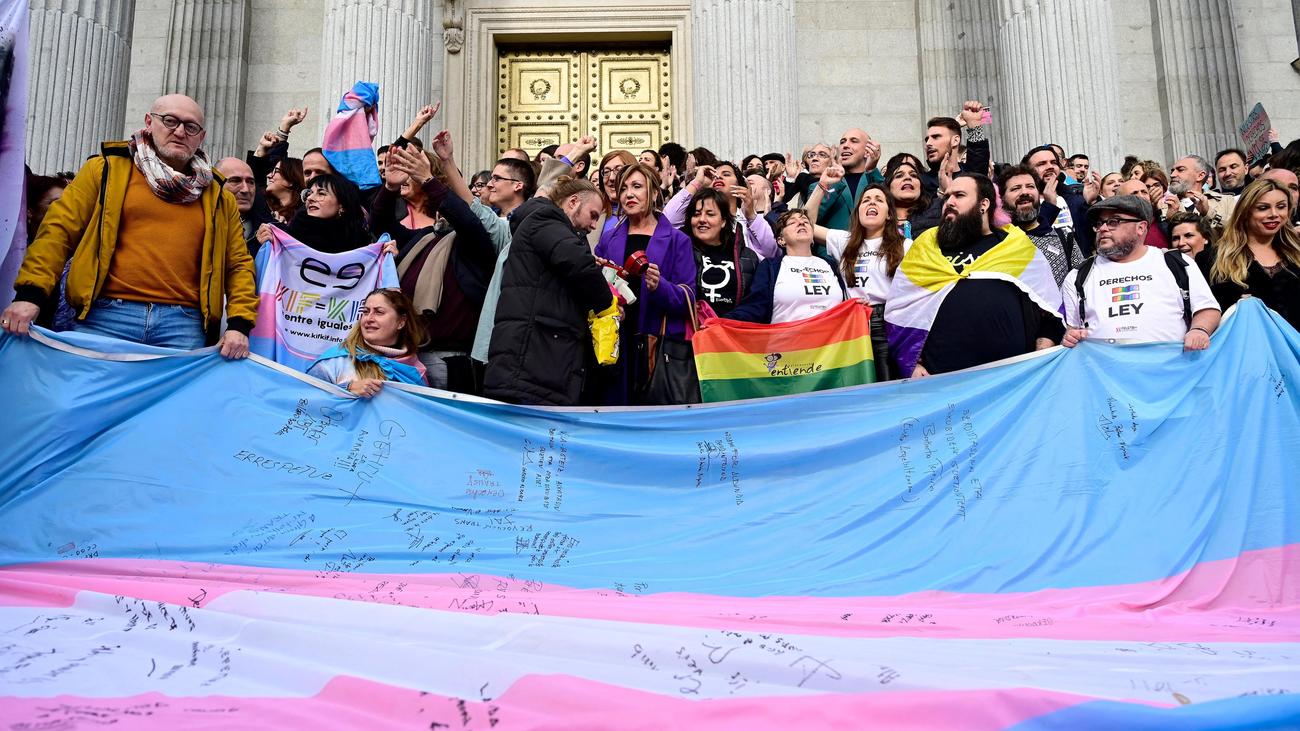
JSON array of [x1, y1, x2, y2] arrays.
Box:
[[1092, 217, 1144, 231], [489, 174, 521, 184], [149, 113, 204, 137], [470, 180, 487, 188], [601, 165, 625, 179], [807, 151, 832, 160], [300, 187, 332, 203]]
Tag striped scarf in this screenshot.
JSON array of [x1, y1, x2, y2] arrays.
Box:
[[884, 224, 1064, 375], [128, 130, 213, 204]]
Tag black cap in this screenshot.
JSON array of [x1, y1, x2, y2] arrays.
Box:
[[761, 152, 784, 164], [1086, 194, 1154, 224]]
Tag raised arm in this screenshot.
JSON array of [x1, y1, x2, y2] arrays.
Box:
[[401, 103, 440, 145], [429, 129, 474, 205]]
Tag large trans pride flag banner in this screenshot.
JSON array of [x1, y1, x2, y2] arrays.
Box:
[[250, 226, 397, 371], [1, 300, 1298, 729]]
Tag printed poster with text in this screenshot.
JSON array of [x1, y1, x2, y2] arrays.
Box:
[[250, 226, 397, 371]]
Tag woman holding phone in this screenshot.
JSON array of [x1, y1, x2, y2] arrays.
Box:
[[662, 161, 779, 260]]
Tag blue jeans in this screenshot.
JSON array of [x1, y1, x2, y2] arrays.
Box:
[[76, 298, 206, 350]]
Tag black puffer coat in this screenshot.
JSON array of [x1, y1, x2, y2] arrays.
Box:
[[484, 197, 613, 405]]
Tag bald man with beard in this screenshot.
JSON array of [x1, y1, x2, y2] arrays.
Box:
[[2, 94, 257, 357]]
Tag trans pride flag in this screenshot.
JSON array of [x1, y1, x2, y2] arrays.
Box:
[[694, 300, 875, 402], [322, 81, 381, 190], [250, 226, 397, 371], [1, 300, 1299, 729], [885, 224, 1064, 375]]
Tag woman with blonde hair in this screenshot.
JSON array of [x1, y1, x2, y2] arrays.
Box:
[[308, 288, 430, 395], [1198, 179, 1300, 330]]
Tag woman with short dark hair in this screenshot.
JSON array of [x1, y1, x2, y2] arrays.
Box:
[[682, 188, 757, 317], [257, 172, 371, 253]]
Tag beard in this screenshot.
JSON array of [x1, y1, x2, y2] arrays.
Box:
[[1097, 236, 1139, 261], [1168, 180, 1191, 196], [937, 208, 986, 253], [1004, 196, 1039, 225]]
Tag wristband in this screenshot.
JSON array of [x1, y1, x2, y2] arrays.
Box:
[[274, 129, 289, 140], [1189, 326, 1210, 336], [558, 155, 574, 167], [817, 182, 832, 193]]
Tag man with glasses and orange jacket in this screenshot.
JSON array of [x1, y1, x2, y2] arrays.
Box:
[[2, 94, 256, 357]]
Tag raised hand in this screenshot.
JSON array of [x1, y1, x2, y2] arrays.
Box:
[[389, 144, 433, 185], [820, 162, 845, 189], [254, 131, 278, 157], [414, 103, 441, 128], [430, 129, 454, 162], [730, 184, 755, 218], [279, 107, 308, 132], [864, 139, 882, 171], [937, 149, 959, 194], [958, 100, 985, 128], [693, 165, 717, 189], [1082, 171, 1101, 204]]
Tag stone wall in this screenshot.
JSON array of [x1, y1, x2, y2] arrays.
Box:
[[1231, 0, 1300, 155], [793, 0, 922, 161]]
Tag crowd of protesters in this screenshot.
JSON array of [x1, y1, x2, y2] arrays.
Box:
[[6, 90, 1300, 408]]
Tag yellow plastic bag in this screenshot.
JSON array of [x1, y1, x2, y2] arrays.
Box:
[[588, 295, 622, 366]]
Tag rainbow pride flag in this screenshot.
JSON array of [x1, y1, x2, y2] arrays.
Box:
[[2, 300, 1299, 729], [694, 300, 874, 402], [322, 81, 381, 190]]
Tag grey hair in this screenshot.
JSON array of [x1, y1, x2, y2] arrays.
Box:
[[1184, 154, 1212, 176]]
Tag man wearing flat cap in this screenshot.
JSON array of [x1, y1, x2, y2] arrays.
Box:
[[1061, 194, 1221, 350]]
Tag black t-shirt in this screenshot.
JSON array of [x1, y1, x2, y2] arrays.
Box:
[[922, 230, 1062, 374], [624, 233, 651, 323], [842, 171, 865, 200], [696, 243, 740, 314]]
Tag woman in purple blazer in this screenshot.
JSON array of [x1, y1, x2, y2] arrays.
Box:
[[593, 162, 698, 405]]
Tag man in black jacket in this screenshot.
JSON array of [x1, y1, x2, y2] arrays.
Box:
[[484, 180, 612, 406], [921, 101, 992, 189]]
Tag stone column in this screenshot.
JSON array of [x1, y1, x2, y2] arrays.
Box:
[[994, 0, 1123, 168], [318, 0, 442, 150], [1150, 0, 1247, 161], [161, 0, 253, 161], [917, 0, 1005, 158], [691, 0, 797, 159], [27, 0, 136, 173]]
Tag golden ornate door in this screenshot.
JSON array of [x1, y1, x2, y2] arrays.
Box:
[[497, 48, 671, 160]]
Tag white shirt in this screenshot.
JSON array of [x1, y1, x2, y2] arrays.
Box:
[[824, 231, 913, 305], [1063, 247, 1219, 343], [772, 255, 841, 324]]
